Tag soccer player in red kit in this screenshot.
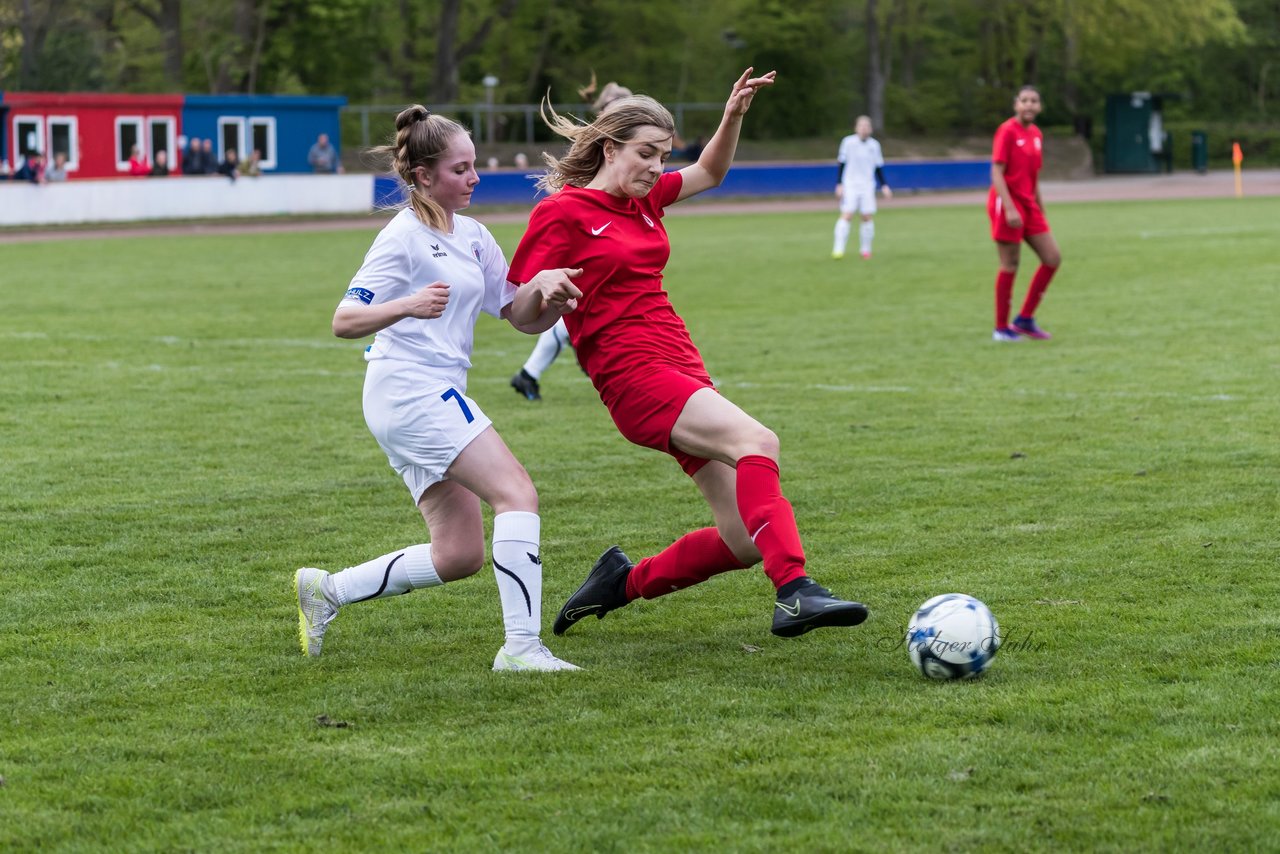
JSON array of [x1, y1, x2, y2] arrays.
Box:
[[507, 69, 869, 639], [989, 85, 1062, 342]]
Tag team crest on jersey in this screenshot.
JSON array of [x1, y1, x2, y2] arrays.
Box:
[[471, 241, 482, 262], [1034, 137, 1042, 150], [642, 213, 655, 228], [344, 287, 374, 305]]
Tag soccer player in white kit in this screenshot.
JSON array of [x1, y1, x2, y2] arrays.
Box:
[[832, 115, 892, 260], [294, 105, 584, 672]]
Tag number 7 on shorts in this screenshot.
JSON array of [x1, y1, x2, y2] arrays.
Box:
[[441, 388, 475, 423]]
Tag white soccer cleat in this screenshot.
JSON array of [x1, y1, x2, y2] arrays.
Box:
[[296, 567, 338, 657], [492, 642, 582, 672]]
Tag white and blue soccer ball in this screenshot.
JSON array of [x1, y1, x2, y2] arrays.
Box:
[[907, 594, 1001, 680]]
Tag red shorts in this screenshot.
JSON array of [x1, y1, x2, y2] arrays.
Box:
[[988, 193, 1049, 243], [598, 365, 715, 477]]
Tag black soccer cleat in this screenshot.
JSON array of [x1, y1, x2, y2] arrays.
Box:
[[553, 546, 633, 636], [510, 369, 541, 401], [771, 581, 869, 638]]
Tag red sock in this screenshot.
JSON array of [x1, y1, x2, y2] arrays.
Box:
[[736, 455, 807, 589], [1019, 264, 1058, 318], [625, 527, 747, 600], [995, 270, 1016, 328]]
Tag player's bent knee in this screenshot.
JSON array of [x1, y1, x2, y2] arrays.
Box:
[[433, 544, 485, 581]]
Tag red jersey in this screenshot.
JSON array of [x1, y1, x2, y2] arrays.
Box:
[[508, 170, 706, 390], [990, 117, 1043, 205]]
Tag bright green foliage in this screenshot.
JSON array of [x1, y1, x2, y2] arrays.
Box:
[[2, 197, 1280, 849]]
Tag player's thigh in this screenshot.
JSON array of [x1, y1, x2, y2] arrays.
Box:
[[417, 480, 486, 580], [1024, 229, 1061, 267], [855, 187, 877, 216], [670, 388, 778, 465], [692, 461, 761, 566], [444, 426, 537, 514], [995, 240, 1021, 271]]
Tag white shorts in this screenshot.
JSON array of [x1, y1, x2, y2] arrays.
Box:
[[362, 359, 493, 503], [840, 184, 877, 216]]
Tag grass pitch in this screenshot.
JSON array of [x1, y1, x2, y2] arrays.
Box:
[[3, 196, 1279, 851]]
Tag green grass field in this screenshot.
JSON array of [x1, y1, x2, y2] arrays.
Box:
[[3, 196, 1279, 851]]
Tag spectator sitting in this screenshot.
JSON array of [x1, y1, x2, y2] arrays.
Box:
[[242, 148, 262, 177], [14, 153, 46, 184], [128, 145, 150, 176], [200, 139, 217, 174], [217, 149, 240, 181], [307, 133, 341, 173], [46, 152, 69, 182], [514, 152, 529, 170], [150, 150, 171, 177]]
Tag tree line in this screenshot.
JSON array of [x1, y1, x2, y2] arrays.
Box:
[[3, 0, 1277, 139]]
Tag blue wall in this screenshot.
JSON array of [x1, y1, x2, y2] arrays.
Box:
[[374, 159, 990, 208], [182, 94, 346, 174]]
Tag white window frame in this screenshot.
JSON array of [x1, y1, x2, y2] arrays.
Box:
[[13, 115, 45, 163], [147, 116, 176, 166], [115, 115, 144, 171], [217, 116, 246, 162], [46, 115, 80, 171], [248, 116, 277, 170]]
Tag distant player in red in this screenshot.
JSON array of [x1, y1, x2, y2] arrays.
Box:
[[988, 85, 1062, 341], [508, 69, 869, 639]]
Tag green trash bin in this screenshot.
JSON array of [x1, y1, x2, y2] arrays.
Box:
[[1191, 130, 1208, 174]]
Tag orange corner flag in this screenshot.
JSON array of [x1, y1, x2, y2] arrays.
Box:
[[1232, 142, 1244, 165]]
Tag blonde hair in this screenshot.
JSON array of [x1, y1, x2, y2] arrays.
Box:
[[535, 94, 675, 194], [371, 105, 469, 231]]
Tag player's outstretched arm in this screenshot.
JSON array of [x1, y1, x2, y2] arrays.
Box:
[[676, 68, 775, 202]]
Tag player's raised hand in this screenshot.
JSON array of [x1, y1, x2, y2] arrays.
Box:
[[529, 267, 583, 314], [725, 68, 776, 118], [402, 282, 450, 319]]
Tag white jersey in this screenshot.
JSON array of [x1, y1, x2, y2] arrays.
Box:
[[339, 208, 516, 370], [837, 134, 884, 188]]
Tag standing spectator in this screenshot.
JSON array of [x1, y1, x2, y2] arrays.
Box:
[[832, 115, 892, 260], [150, 150, 171, 177], [200, 139, 217, 174], [508, 70, 870, 639], [128, 145, 150, 176], [307, 133, 341, 173], [242, 148, 263, 177], [14, 153, 46, 183], [183, 138, 204, 175], [217, 148, 240, 181], [988, 85, 1062, 341], [46, 152, 69, 182]]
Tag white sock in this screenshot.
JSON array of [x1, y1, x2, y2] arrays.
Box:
[[860, 220, 875, 254], [833, 219, 850, 254], [328, 543, 440, 606], [492, 511, 542, 651], [522, 320, 570, 380]]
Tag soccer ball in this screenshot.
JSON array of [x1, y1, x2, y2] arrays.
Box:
[[906, 594, 1001, 680]]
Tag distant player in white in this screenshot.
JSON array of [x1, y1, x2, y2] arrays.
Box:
[[832, 115, 892, 259], [294, 105, 584, 672]]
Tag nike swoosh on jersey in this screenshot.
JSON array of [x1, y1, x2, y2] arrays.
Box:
[[591, 222, 612, 236]]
